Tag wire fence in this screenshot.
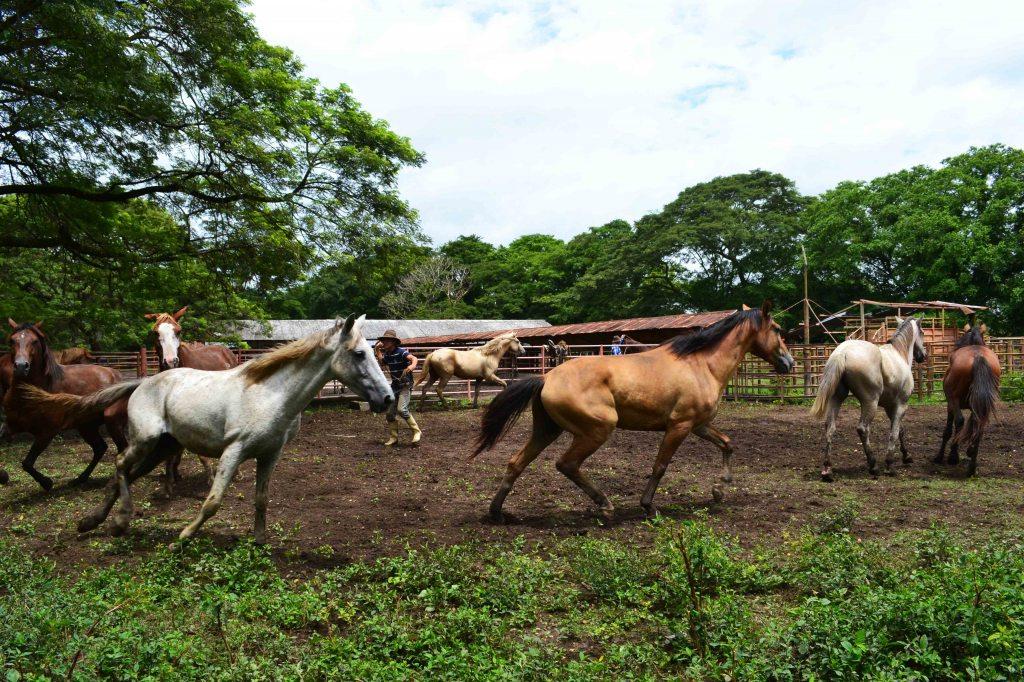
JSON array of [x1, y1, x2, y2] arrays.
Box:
[[85, 337, 1024, 405]]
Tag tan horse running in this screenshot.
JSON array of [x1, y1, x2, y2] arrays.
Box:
[[472, 302, 794, 522], [416, 332, 525, 407], [144, 306, 238, 494]]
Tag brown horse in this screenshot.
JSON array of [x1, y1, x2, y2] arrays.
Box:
[[934, 321, 1000, 476], [472, 302, 794, 522], [55, 347, 97, 364], [144, 306, 238, 492], [3, 320, 128, 489]]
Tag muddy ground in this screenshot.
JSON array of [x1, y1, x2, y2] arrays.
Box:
[[2, 401, 1023, 571]]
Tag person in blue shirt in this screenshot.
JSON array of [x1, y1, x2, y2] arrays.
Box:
[[611, 334, 624, 355], [375, 329, 421, 446]]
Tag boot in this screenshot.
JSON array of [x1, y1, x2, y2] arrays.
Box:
[[383, 422, 400, 446], [406, 415, 422, 445]]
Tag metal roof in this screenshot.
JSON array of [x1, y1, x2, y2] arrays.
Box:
[[854, 299, 988, 314], [231, 319, 550, 342], [402, 310, 735, 345]]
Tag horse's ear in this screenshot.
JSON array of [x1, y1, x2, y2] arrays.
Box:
[[980, 322, 988, 335], [741, 304, 751, 311], [172, 306, 188, 321], [143, 313, 158, 320], [760, 299, 773, 318], [963, 323, 971, 332], [8, 318, 17, 329]]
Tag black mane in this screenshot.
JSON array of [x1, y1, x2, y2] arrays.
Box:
[[667, 309, 763, 357], [11, 322, 64, 388], [955, 326, 986, 349]]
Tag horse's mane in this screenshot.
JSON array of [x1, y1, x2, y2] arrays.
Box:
[[149, 312, 181, 332], [479, 333, 515, 354], [667, 309, 762, 357], [11, 322, 64, 389], [241, 327, 335, 384], [886, 317, 919, 355], [955, 326, 986, 349]]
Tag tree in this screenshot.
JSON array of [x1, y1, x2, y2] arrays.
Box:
[[0, 0, 422, 277], [635, 170, 807, 313], [380, 256, 472, 319]]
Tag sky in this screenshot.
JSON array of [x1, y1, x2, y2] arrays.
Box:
[[248, 0, 1024, 246]]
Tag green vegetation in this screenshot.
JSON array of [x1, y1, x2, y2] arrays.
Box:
[[3, 517, 1023, 680]]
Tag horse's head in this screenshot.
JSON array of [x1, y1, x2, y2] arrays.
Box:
[[327, 314, 393, 414], [508, 334, 525, 357], [6, 319, 49, 379], [749, 301, 795, 374], [144, 306, 188, 370], [911, 318, 927, 363]]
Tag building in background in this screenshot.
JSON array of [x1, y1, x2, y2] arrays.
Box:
[[232, 319, 550, 349]]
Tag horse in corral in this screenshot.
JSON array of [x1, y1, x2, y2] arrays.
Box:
[[23, 315, 392, 546], [144, 306, 238, 493], [472, 302, 794, 523], [545, 339, 570, 367], [934, 320, 1000, 476], [2, 320, 128, 490], [54, 347, 96, 364], [810, 317, 927, 480], [416, 332, 526, 408]]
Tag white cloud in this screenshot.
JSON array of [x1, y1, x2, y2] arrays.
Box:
[[248, 0, 1024, 245]]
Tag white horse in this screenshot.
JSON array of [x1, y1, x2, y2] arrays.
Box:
[[26, 315, 392, 547], [810, 317, 927, 480], [415, 332, 525, 407]]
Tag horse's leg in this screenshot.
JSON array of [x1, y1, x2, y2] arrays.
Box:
[[556, 432, 616, 522], [857, 397, 880, 476], [253, 450, 282, 544], [949, 411, 965, 465], [163, 450, 181, 497], [934, 404, 956, 464], [108, 436, 172, 535], [473, 379, 481, 408], [882, 402, 908, 476], [199, 456, 215, 485], [820, 384, 848, 482], [73, 422, 108, 485], [965, 426, 983, 477], [489, 419, 562, 523], [419, 378, 434, 409], [693, 424, 733, 483], [435, 376, 450, 408], [640, 422, 692, 516], [177, 443, 245, 544], [21, 434, 56, 491], [899, 425, 911, 464]]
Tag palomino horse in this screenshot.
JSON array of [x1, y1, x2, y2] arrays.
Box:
[[472, 302, 794, 522], [3, 320, 127, 489], [24, 315, 392, 547], [811, 317, 927, 480], [144, 306, 238, 493], [934, 320, 1000, 476], [416, 332, 526, 407]]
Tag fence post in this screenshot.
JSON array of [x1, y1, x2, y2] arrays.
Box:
[[139, 346, 147, 377], [927, 351, 934, 398], [540, 344, 546, 374]]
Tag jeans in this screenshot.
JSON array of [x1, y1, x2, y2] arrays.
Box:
[[387, 383, 412, 422]]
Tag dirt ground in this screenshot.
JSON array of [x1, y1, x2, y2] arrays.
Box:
[[2, 401, 1023, 571]]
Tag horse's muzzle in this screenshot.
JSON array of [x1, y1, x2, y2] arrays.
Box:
[[774, 354, 795, 374], [369, 393, 393, 414], [13, 361, 29, 378]]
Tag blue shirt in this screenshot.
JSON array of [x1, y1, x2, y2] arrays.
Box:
[[382, 347, 413, 384]]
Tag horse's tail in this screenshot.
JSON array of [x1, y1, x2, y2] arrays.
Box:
[[956, 355, 999, 449], [471, 376, 546, 458], [810, 350, 846, 419], [15, 380, 142, 429], [414, 353, 433, 387]]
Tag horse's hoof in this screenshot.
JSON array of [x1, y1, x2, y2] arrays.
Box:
[[720, 474, 733, 484], [883, 469, 896, 477], [820, 471, 834, 483], [711, 485, 725, 503], [598, 509, 615, 525], [902, 456, 913, 465], [77, 515, 103, 534], [38, 477, 54, 492], [72, 475, 90, 487], [641, 504, 656, 519], [109, 521, 128, 537], [0, 470, 9, 485]]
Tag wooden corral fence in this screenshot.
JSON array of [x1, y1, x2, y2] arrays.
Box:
[[83, 338, 1024, 405]]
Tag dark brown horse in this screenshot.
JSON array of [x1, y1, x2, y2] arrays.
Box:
[[934, 321, 1001, 476], [473, 302, 794, 522], [3, 320, 128, 489], [144, 306, 238, 491]]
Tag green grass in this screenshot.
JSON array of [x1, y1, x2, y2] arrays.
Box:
[[3, 516, 1024, 680]]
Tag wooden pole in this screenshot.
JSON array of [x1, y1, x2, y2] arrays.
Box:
[[802, 245, 810, 345], [859, 301, 866, 340]]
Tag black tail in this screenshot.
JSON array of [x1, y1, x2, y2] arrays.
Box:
[[471, 377, 545, 458], [956, 355, 999, 449]]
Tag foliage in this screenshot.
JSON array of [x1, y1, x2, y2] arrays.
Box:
[[3, 521, 1024, 680], [380, 256, 472, 319]]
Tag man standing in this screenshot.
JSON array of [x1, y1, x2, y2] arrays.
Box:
[[376, 329, 422, 446]]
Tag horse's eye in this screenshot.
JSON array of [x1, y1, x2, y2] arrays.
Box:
[[353, 350, 365, 359]]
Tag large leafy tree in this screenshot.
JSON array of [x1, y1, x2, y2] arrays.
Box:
[[0, 0, 422, 282], [635, 170, 807, 313]]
